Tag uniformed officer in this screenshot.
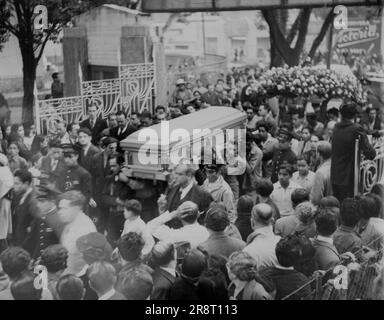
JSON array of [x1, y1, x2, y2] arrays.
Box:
[[55, 144, 93, 201], [269, 128, 297, 183], [25, 185, 62, 261]]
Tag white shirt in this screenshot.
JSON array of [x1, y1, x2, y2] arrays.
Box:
[[179, 181, 194, 200], [160, 267, 176, 278], [291, 171, 315, 193], [121, 216, 154, 256], [270, 181, 301, 216], [61, 212, 97, 275], [118, 125, 128, 136], [147, 211, 209, 248], [317, 235, 334, 245], [243, 226, 281, 272], [99, 289, 116, 301]]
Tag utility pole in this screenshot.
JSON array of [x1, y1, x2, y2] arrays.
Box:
[[327, 13, 335, 69], [202, 12, 207, 59]]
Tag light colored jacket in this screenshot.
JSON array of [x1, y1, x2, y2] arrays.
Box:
[[202, 175, 236, 223], [0, 166, 13, 239], [310, 159, 332, 206]]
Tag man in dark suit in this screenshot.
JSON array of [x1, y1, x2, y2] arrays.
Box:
[[331, 103, 376, 202], [78, 128, 100, 173], [312, 208, 340, 271], [11, 170, 38, 251], [80, 104, 108, 146], [109, 110, 138, 142], [90, 137, 119, 202], [165, 163, 213, 215], [40, 140, 66, 185], [150, 241, 177, 300]]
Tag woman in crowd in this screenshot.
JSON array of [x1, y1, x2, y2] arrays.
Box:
[[226, 251, 274, 300], [7, 142, 28, 173]]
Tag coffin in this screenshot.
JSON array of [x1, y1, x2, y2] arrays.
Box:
[[120, 107, 247, 181]]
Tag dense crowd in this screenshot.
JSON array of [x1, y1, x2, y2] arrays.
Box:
[[1, 71, 384, 301]]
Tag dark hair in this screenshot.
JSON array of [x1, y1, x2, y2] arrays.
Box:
[[14, 170, 33, 185], [150, 241, 175, 267], [278, 163, 293, 176], [256, 179, 274, 197], [56, 275, 84, 300], [124, 199, 142, 216], [204, 208, 229, 232], [102, 137, 118, 148], [52, 72, 59, 79], [275, 235, 305, 268], [40, 245, 68, 273], [371, 183, 384, 200], [78, 127, 92, 137], [315, 208, 338, 236], [302, 126, 313, 134], [291, 189, 310, 207], [357, 195, 379, 220], [256, 120, 271, 132], [237, 195, 254, 215], [181, 249, 208, 279], [11, 272, 42, 300], [340, 198, 359, 227], [31, 153, 42, 165], [140, 111, 152, 119], [116, 110, 127, 118], [340, 102, 357, 119], [117, 232, 144, 262], [155, 105, 166, 113], [116, 267, 153, 300], [366, 193, 382, 219], [319, 196, 340, 209], [0, 247, 31, 279], [66, 123, 76, 133]]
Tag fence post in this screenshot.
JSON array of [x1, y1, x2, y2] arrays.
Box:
[[354, 138, 360, 196]]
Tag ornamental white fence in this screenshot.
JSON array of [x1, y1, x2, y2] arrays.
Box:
[[355, 136, 384, 195], [35, 62, 156, 135]]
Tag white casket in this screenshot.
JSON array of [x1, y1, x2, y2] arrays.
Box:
[[120, 107, 247, 181]]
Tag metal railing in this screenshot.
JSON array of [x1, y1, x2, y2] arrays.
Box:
[[35, 62, 156, 135]]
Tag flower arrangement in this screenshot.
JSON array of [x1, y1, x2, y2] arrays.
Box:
[[254, 65, 367, 104]]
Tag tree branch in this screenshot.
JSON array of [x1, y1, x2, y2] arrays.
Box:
[[287, 9, 303, 44], [293, 8, 312, 54], [308, 9, 336, 59], [35, 24, 59, 63]]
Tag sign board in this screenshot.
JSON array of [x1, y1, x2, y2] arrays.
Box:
[[142, 0, 378, 13], [332, 17, 382, 75]]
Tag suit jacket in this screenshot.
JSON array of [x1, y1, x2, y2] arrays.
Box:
[[150, 268, 176, 300], [166, 184, 213, 214], [312, 238, 340, 271], [109, 124, 137, 142], [331, 120, 376, 186], [12, 191, 38, 249], [198, 232, 246, 258], [40, 156, 66, 185], [79, 144, 100, 174], [80, 118, 108, 146], [90, 151, 110, 198]]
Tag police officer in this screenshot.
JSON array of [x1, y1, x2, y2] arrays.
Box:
[[268, 128, 297, 183], [55, 144, 93, 202], [26, 185, 62, 260]]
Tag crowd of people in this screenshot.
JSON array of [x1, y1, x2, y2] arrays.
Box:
[[1, 69, 384, 301]]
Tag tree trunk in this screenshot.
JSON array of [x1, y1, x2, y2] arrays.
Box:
[[19, 40, 37, 126]]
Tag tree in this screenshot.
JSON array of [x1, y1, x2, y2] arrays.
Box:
[[262, 7, 337, 68], [0, 0, 136, 125]]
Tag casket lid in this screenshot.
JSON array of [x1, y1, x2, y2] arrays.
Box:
[[120, 107, 246, 151]]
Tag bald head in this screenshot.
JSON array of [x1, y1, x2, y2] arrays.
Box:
[[251, 203, 273, 226]]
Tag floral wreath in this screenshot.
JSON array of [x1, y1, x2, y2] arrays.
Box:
[[253, 66, 367, 105]]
